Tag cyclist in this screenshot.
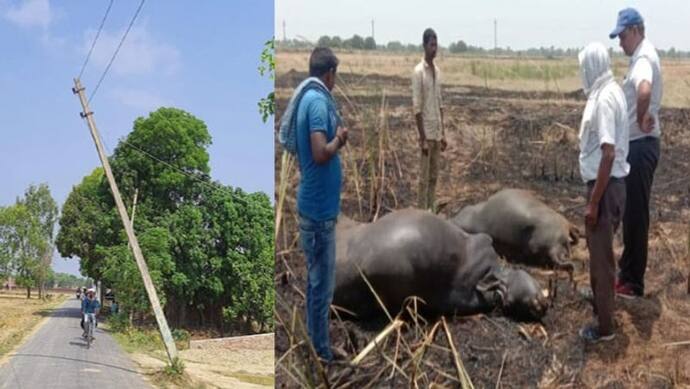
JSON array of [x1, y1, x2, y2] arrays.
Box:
[[81, 289, 101, 339]]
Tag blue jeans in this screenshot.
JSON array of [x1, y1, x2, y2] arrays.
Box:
[[299, 214, 337, 361]]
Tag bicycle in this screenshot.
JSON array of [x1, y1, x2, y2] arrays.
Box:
[[84, 313, 96, 349]]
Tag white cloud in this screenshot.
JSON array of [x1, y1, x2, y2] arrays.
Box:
[[83, 23, 181, 77], [4, 0, 52, 29], [109, 88, 173, 113]]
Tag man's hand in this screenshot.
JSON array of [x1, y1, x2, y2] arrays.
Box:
[[639, 111, 654, 133], [440, 137, 448, 152], [419, 137, 428, 155], [585, 201, 599, 227], [336, 126, 349, 147]]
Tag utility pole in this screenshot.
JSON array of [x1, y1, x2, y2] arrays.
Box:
[[282, 20, 287, 42], [129, 188, 139, 243], [494, 18, 497, 56], [371, 19, 375, 40], [72, 78, 178, 363]]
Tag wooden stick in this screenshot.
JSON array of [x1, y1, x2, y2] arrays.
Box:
[[495, 351, 507, 389], [663, 340, 690, 347], [442, 317, 474, 389], [356, 264, 394, 322], [413, 320, 442, 362], [388, 326, 402, 380], [351, 318, 404, 365]]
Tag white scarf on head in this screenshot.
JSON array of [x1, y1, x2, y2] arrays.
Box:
[[578, 43, 615, 141]]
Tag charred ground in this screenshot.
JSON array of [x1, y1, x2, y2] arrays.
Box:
[[275, 68, 690, 388]]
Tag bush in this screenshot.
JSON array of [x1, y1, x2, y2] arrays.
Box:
[[172, 328, 191, 350], [163, 357, 186, 378], [108, 312, 131, 332]]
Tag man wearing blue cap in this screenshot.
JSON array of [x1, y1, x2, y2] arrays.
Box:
[[609, 8, 662, 299]]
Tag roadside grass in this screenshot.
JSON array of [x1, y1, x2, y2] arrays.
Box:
[[105, 322, 196, 388], [106, 317, 274, 388], [0, 292, 69, 358], [110, 326, 165, 354]]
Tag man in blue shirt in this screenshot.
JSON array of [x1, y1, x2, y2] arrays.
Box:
[[295, 47, 348, 362], [81, 289, 101, 338]]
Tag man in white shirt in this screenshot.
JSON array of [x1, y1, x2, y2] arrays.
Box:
[[412, 28, 446, 211], [577, 42, 629, 343], [609, 8, 662, 299]]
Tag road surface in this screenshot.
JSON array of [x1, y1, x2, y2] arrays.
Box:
[[0, 298, 150, 389]]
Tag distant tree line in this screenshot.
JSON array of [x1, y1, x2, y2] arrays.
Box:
[[51, 272, 90, 289], [0, 184, 58, 299], [278, 36, 690, 58]]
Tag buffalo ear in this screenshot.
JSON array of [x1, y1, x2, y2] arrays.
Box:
[[476, 273, 507, 305], [569, 224, 580, 245]]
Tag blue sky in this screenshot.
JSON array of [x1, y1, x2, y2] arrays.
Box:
[[0, 0, 274, 276], [277, 0, 690, 51]]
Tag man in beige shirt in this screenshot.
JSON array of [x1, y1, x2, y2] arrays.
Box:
[[412, 28, 446, 211]]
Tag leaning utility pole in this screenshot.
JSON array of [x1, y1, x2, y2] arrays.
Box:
[[72, 78, 178, 363]]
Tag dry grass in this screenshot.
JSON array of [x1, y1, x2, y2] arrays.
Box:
[[275, 290, 478, 388], [0, 292, 68, 357], [278, 50, 690, 108], [112, 326, 274, 389]]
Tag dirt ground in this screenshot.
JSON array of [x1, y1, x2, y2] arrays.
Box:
[[0, 292, 68, 357], [130, 334, 274, 389], [274, 54, 690, 388]]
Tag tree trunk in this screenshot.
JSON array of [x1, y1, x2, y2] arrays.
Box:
[[179, 303, 187, 328], [26, 286, 31, 299]]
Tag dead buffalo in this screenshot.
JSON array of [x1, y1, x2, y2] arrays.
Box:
[[450, 189, 579, 271], [333, 209, 548, 321]]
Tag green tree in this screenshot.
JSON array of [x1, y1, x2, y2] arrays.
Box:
[[345, 34, 365, 50], [449, 40, 468, 53], [52, 272, 87, 288], [0, 207, 12, 282], [258, 38, 275, 123], [56, 168, 113, 281], [364, 36, 376, 50], [317, 35, 332, 47], [20, 184, 58, 298], [330, 36, 342, 48], [0, 184, 57, 298], [58, 107, 275, 333], [0, 204, 45, 298], [386, 41, 404, 51]]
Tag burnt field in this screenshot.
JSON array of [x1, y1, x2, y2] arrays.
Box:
[[275, 68, 690, 388]]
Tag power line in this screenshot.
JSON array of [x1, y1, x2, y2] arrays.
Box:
[[78, 0, 114, 79], [114, 138, 252, 206], [89, 0, 146, 104]]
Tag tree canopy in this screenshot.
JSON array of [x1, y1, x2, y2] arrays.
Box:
[[56, 107, 274, 333]]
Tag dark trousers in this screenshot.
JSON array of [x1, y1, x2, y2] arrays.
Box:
[[618, 137, 660, 295], [587, 178, 625, 335]]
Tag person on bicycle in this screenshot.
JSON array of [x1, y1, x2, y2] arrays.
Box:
[[81, 289, 100, 338]]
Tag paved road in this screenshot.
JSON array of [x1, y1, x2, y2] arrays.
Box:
[[0, 298, 150, 389]]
